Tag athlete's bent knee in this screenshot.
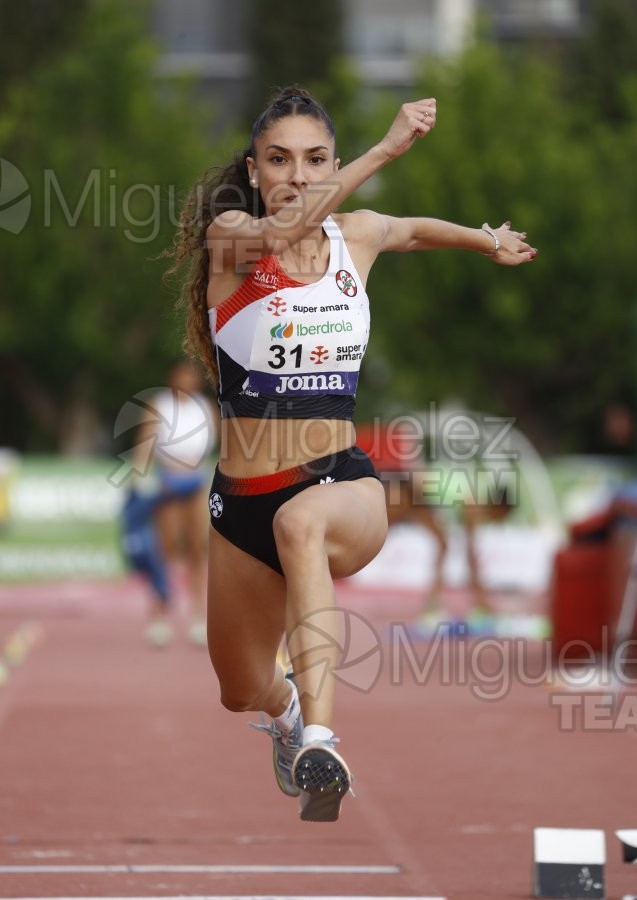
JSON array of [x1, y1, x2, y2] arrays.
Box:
[[273, 502, 324, 561], [219, 685, 268, 713]]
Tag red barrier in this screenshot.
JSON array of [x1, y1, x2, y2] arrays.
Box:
[[551, 542, 610, 658]]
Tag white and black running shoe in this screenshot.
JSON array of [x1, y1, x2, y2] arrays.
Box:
[[249, 676, 303, 797]]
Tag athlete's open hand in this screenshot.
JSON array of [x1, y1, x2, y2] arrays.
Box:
[[378, 99, 437, 160], [485, 221, 538, 266]]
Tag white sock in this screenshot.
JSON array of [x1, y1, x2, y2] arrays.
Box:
[[273, 681, 300, 734], [302, 724, 334, 745]]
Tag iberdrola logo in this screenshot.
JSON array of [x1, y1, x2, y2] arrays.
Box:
[[270, 321, 294, 339]]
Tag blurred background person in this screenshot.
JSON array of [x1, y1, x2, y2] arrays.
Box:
[[384, 470, 448, 612], [134, 359, 218, 646], [357, 421, 448, 613], [461, 482, 515, 619], [121, 483, 173, 646], [359, 417, 518, 628], [593, 401, 637, 458]]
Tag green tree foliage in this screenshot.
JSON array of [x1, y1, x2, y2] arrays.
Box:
[[0, 0, 88, 99], [353, 39, 637, 451], [0, 0, 210, 452], [244, 0, 344, 122], [563, 0, 637, 125]]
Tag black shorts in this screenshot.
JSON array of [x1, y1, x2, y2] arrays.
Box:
[[208, 445, 379, 574]]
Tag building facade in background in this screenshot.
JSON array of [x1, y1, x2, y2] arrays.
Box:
[[152, 0, 584, 126]]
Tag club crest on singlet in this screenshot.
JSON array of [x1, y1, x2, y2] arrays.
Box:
[[335, 269, 357, 297]]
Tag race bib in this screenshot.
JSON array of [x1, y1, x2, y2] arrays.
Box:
[[248, 293, 369, 397]]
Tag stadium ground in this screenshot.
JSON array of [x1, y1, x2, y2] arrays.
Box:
[[0, 576, 635, 900]]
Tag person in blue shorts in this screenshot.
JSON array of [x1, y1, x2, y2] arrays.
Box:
[[134, 360, 218, 646], [121, 475, 204, 647]]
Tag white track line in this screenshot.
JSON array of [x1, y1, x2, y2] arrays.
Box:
[[4, 896, 446, 900], [0, 865, 400, 874]]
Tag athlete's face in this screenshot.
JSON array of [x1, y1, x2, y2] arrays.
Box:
[[247, 115, 339, 216]]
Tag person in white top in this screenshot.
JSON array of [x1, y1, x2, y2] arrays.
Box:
[[137, 360, 218, 647], [167, 85, 537, 821]]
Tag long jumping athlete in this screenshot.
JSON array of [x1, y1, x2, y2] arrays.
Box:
[[169, 85, 537, 821]]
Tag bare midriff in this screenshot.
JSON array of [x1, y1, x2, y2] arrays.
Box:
[[218, 417, 356, 477]]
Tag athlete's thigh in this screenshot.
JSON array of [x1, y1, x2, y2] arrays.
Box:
[[283, 477, 388, 578], [207, 528, 287, 684]]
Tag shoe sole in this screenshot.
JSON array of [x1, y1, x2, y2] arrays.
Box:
[[292, 743, 351, 822]]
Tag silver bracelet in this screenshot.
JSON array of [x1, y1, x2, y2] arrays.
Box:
[[481, 225, 500, 255]]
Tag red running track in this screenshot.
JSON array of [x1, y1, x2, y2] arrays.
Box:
[[0, 577, 635, 900]]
